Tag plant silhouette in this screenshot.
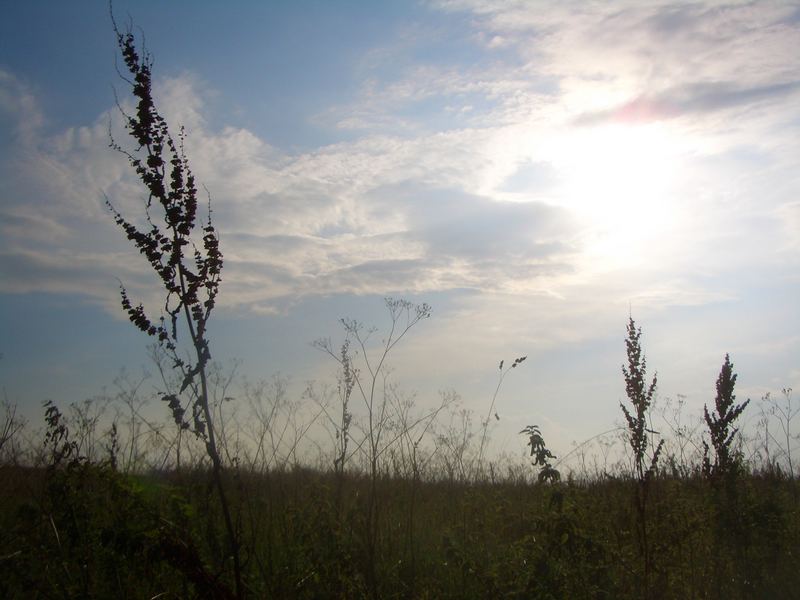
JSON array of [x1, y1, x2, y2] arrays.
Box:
[[620, 317, 663, 598], [105, 18, 242, 598], [703, 354, 749, 479], [520, 424, 560, 482]]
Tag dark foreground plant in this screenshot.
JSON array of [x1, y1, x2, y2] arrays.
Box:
[[314, 297, 434, 598], [0, 391, 25, 465], [520, 424, 560, 483], [703, 354, 749, 480], [105, 20, 241, 597], [620, 317, 663, 598], [477, 355, 527, 474], [758, 386, 797, 481]]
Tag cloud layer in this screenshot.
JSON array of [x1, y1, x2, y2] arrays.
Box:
[[1, 1, 797, 330]]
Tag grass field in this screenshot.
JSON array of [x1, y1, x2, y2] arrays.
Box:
[[1, 402, 798, 599]]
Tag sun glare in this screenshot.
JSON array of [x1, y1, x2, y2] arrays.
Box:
[[552, 122, 683, 269]]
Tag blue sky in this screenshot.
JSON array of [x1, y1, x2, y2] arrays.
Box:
[[1, 1, 798, 457]]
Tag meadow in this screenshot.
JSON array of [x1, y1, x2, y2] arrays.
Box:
[[0, 330, 797, 599]]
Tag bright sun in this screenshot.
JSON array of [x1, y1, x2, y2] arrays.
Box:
[[552, 122, 682, 269]]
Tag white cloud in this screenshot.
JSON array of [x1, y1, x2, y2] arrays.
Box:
[[1, 2, 798, 341], [0, 69, 43, 146]]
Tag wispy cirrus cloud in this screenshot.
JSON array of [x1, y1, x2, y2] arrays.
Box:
[[576, 80, 800, 125], [429, 1, 800, 118]]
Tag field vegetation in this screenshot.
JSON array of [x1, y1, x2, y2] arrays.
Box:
[[0, 365, 798, 599]]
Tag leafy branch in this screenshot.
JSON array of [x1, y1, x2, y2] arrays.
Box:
[[105, 19, 241, 598]]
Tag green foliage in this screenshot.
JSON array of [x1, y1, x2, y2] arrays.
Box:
[[1, 404, 237, 599], [2, 410, 800, 599]]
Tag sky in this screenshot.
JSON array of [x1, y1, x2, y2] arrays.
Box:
[[1, 1, 798, 460]]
